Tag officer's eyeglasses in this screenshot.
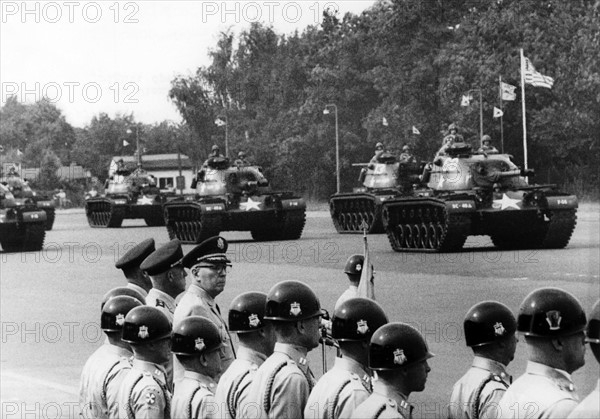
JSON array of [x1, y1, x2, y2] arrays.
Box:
[[208, 265, 229, 274]]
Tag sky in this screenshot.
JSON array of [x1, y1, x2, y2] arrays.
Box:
[[1, 1, 376, 128]]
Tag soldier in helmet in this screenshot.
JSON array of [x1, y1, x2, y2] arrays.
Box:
[[335, 255, 364, 311], [234, 151, 250, 167], [203, 145, 225, 167], [398, 144, 417, 164], [175, 236, 236, 381], [215, 292, 276, 419], [496, 287, 587, 418], [369, 142, 386, 164], [239, 280, 325, 419], [351, 322, 434, 419], [171, 316, 224, 419], [305, 298, 389, 419], [117, 306, 173, 419], [448, 301, 518, 419], [115, 238, 155, 298], [477, 135, 499, 154], [567, 299, 600, 418], [80, 295, 142, 419], [101, 286, 146, 310], [140, 239, 187, 323], [437, 123, 464, 156]]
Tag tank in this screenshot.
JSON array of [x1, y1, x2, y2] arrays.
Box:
[[1, 173, 55, 230], [380, 143, 578, 252], [329, 153, 422, 233], [85, 167, 168, 228], [0, 183, 47, 252], [163, 158, 306, 243]]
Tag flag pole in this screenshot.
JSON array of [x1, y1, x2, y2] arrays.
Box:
[[520, 48, 528, 170], [499, 75, 505, 153], [478, 89, 483, 147]]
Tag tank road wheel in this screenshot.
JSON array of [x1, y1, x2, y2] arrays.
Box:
[[420, 223, 429, 249], [427, 223, 438, 249], [538, 209, 577, 249], [403, 224, 413, 248], [412, 224, 422, 249], [165, 207, 221, 244]]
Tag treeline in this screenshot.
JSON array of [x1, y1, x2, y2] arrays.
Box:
[[1, 0, 598, 199]]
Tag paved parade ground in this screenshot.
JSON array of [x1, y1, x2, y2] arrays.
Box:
[[1, 205, 599, 418]]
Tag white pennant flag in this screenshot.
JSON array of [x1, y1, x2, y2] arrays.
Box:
[[215, 118, 226, 127], [412, 126, 421, 135], [461, 95, 472, 106], [382, 116, 389, 126], [123, 140, 130, 147], [493, 107, 504, 118]]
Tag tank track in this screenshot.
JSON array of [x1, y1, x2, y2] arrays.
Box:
[[165, 205, 222, 244], [43, 208, 55, 230], [86, 202, 125, 228], [382, 200, 470, 252], [491, 209, 577, 250], [329, 195, 383, 234], [144, 210, 166, 227], [250, 209, 306, 241], [0, 222, 46, 252]]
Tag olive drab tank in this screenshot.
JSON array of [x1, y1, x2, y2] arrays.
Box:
[[163, 157, 306, 243], [329, 152, 422, 234], [1, 172, 55, 230], [381, 143, 578, 252], [85, 167, 168, 228], [0, 182, 47, 252]]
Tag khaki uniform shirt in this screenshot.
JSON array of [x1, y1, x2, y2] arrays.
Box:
[[567, 379, 599, 419], [304, 356, 372, 419], [79, 344, 132, 419], [495, 361, 579, 419], [127, 283, 149, 298], [172, 370, 217, 419], [117, 359, 171, 419], [448, 356, 511, 419], [334, 286, 358, 312], [214, 346, 267, 419], [239, 342, 316, 419], [173, 285, 235, 380], [146, 288, 177, 324], [351, 381, 412, 419]]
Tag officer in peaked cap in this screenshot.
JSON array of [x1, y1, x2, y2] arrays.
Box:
[[101, 286, 146, 310], [80, 296, 142, 419], [335, 255, 364, 311], [174, 236, 235, 382], [171, 316, 224, 419], [496, 288, 587, 419], [568, 299, 600, 418], [351, 323, 433, 419], [117, 306, 173, 419], [240, 280, 325, 419], [215, 292, 276, 419], [141, 239, 187, 324], [306, 298, 389, 419], [449, 301, 518, 419], [115, 238, 155, 298]]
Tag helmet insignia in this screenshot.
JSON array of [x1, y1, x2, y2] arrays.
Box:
[[493, 322, 506, 336], [546, 310, 562, 330], [290, 302, 302, 317], [217, 238, 225, 249], [115, 313, 125, 326], [355, 264, 362, 272], [248, 313, 261, 328], [195, 338, 205, 352], [356, 319, 369, 335], [393, 348, 407, 365], [138, 325, 149, 339]]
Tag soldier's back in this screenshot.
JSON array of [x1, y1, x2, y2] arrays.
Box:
[[351, 393, 410, 419]]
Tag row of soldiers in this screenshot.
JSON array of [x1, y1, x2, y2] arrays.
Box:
[[80, 235, 599, 418]]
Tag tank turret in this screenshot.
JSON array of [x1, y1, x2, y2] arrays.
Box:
[[0, 183, 46, 251]]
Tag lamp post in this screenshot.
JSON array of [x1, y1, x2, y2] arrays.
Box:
[[126, 126, 141, 168], [323, 104, 340, 194], [215, 115, 228, 157], [467, 89, 484, 146]]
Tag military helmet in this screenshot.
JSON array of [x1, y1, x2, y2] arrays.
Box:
[[344, 254, 364, 275], [369, 322, 434, 370], [402, 145, 411, 151], [375, 142, 384, 150], [121, 306, 171, 344], [481, 135, 492, 143], [517, 287, 586, 337], [172, 316, 222, 355], [101, 295, 143, 332], [238, 151, 246, 158], [229, 292, 268, 333], [464, 301, 517, 347], [587, 299, 600, 344], [211, 145, 220, 151], [101, 286, 146, 310], [265, 280, 324, 322], [333, 298, 388, 341], [448, 123, 458, 132]]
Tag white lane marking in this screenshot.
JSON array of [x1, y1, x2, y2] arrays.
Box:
[[2, 371, 78, 396], [512, 277, 529, 281]]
